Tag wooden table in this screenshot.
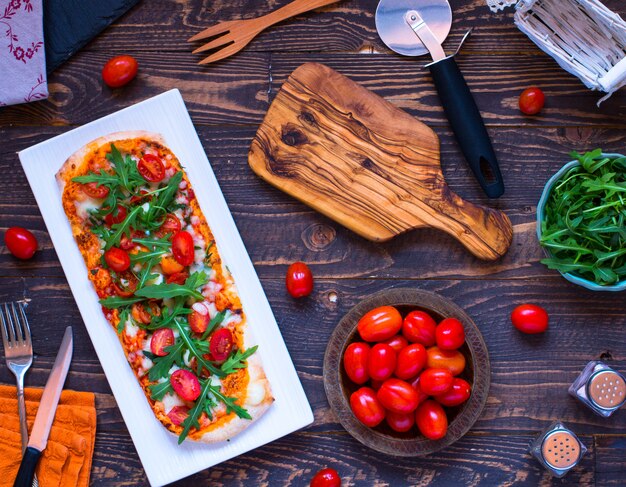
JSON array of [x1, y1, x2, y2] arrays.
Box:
[[1, 0, 625, 485]]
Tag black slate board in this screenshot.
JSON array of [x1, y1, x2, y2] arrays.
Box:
[[44, 0, 141, 73]]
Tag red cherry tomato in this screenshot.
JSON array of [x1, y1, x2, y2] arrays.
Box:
[[357, 306, 402, 342], [137, 154, 165, 183], [350, 387, 385, 427], [112, 271, 138, 297], [426, 346, 466, 376], [119, 233, 135, 250], [4, 227, 37, 260], [310, 468, 341, 487], [383, 335, 409, 353], [408, 376, 430, 406], [367, 343, 397, 381], [102, 55, 138, 88], [82, 182, 110, 199], [166, 271, 189, 285], [395, 343, 427, 380], [131, 302, 156, 324], [435, 318, 465, 350], [435, 378, 472, 407], [167, 405, 189, 426], [104, 206, 127, 226], [519, 87, 545, 115], [402, 310, 437, 346], [285, 262, 314, 298], [377, 378, 420, 414], [386, 411, 415, 433], [150, 328, 175, 357], [156, 214, 182, 239], [170, 369, 201, 402], [171, 231, 194, 266], [104, 247, 131, 272], [419, 368, 454, 396], [415, 400, 448, 440], [511, 304, 549, 334], [209, 328, 233, 362], [188, 309, 210, 334], [343, 342, 370, 385]]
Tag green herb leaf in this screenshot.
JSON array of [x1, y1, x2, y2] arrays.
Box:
[[148, 380, 174, 401], [134, 271, 207, 300], [220, 345, 258, 375]]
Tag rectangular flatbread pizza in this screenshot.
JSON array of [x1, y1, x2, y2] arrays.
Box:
[[56, 131, 273, 443]]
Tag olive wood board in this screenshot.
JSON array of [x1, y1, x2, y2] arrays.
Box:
[[248, 63, 512, 261]]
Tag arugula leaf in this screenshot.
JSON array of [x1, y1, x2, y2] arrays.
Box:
[[220, 345, 258, 375], [200, 310, 227, 340], [178, 380, 213, 444], [208, 385, 251, 420], [148, 380, 173, 401], [104, 205, 143, 250], [173, 320, 225, 378], [148, 340, 186, 381], [100, 295, 143, 309], [134, 271, 207, 300]]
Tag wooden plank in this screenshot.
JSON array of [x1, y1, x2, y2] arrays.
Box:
[[595, 436, 626, 486]]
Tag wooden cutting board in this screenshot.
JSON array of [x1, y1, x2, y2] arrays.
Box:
[[248, 63, 512, 261]]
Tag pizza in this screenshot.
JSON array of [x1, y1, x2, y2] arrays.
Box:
[[56, 131, 273, 443]]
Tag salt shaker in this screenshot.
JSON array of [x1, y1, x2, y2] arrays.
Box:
[[569, 361, 626, 417], [529, 421, 587, 478]]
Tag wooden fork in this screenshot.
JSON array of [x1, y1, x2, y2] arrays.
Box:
[[189, 0, 342, 65]]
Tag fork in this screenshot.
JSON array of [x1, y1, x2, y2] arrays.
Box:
[[188, 0, 341, 65]]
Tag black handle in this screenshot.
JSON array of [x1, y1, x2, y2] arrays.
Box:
[[13, 446, 41, 487], [428, 56, 504, 198]]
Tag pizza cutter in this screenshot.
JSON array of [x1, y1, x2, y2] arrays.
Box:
[[376, 0, 505, 198]]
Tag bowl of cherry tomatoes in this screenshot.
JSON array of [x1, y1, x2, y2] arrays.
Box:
[[323, 288, 490, 456]]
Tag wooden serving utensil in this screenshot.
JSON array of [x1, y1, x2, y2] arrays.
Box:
[[249, 63, 513, 261], [189, 0, 341, 65]]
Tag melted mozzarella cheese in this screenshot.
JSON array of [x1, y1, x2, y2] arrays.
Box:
[[75, 198, 100, 220], [125, 317, 139, 338], [161, 392, 185, 414], [247, 382, 266, 406]]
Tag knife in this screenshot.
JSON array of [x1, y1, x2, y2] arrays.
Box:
[[13, 327, 73, 487]]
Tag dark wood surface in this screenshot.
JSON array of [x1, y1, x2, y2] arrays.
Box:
[[1, 0, 625, 485]]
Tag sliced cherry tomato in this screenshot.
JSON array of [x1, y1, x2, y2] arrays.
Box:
[[119, 233, 135, 250], [166, 271, 189, 285], [155, 213, 182, 239], [4, 227, 37, 260], [357, 306, 402, 342], [419, 368, 454, 396], [138, 154, 165, 183], [415, 400, 448, 440], [436, 318, 465, 350], [402, 310, 437, 346], [511, 304, 549, 334], [367, 343, 396, 381], [132, 302, 152, 324], [150, 328, 175, 357], [519, 87, 545, 115], [161, 255, 185, 275], [171, 231, 194, 267], [209, 328, 233, 362], [104, 247, 131, 272], [310, 468, 341, 487], [104, 206, 127, 226], [435, 378, 472, 407], [377, 378, 420, 414], [189, 310, 210, 334], [167, 405, 189, 426], [349, 387, 385, 427], [170, 369, 201, 402], [426, 346, 466, 376], [285, 262, 314, 298], [382, 335, 409, 353], [112, 271, 138, 297], [395, 343, 427, 380], [343, 342, 370, 385], [102, 55, 138, 88], [386, 411, 415, 433], [82, 182, 109, 199]]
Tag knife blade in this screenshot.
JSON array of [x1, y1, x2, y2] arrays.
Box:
[[13, 326, 73, 487], [404, 9, 446, 63]]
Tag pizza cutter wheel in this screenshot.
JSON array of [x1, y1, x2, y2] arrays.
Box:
[[376, 0, 505, 198]]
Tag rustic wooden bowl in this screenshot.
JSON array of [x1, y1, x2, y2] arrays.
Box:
[[323, 288, 490, 456]]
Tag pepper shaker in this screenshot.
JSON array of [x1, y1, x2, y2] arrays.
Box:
[[529, 421, 587, 477], [569, 361, 626, 417]]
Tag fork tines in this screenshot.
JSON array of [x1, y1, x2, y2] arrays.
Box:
[[0, 302, 31, 348]]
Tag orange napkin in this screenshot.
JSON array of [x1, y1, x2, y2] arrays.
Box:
[[0, 385, 96, 487]]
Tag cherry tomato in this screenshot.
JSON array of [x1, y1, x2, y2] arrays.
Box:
[[408, 376, 430, 406], [426, 346, 466, 376], [377, 378, 420, 414], [383, 335, 409, 353], [166, 271, 188, 285], [415, 400, 448, 440], [435, 318, 465, 350], [170, 369, 201, 402], [4, 227, 37, 260], [395, 343, 427, 380], [82, 182, 110, 199], [519, 87, 545, 115], [156, 214, 182, 239], [209, 328, 233, 362], [137, 154, 165, 183], [132, 302, 153, 324], [104, 206, 127, 226], [150, 328, 175, 357], [172, 231, 194, 266], [511, 304, 549, 334], [343, 342, 370, 385], [285, 262, 314, 298], [102, 55, 138, 88], [310, 468, 341, 487], [435, 378, 472, 407], [104, 247, 131, 272], [167, 405, 189, 426], [402, 310, 437, 346], [188, 309, 210, 334], [386, 411, 415, 433], [419, 368, 454, 396], [112, 271, 138, 297], [367, 343, 397, 381], [357, 306, 402, 342], [349, 387, 385, 427], [161, 255, 185, 275], [119, 233, 135, 250]]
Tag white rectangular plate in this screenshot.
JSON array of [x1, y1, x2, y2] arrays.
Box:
[[18, 89, 313, 486]]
